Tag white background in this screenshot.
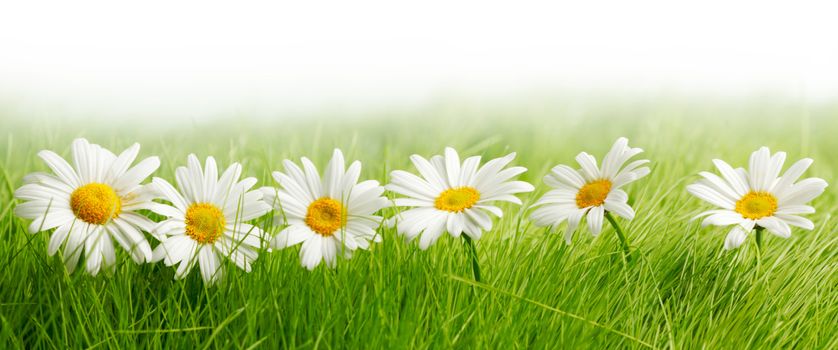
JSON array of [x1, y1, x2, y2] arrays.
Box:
[[1, 1, 837, 120]]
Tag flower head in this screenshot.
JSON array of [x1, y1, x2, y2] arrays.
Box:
[[263, 149, 389, 270], [387, 147, 534, 249], [149, 155, 271, 284], [530, 137, 650, 244], [687, 147, 828, 250], [14, 138, 160, 275]]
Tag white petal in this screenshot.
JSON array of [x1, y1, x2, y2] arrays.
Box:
[[479, 181, 534, 200], [153, 178, 188, 212], [114, 156, 160, 194], [215, 163, 243, 203], [587, 206, 604, 236], [757, 216, 791, 238], [712, 159, 749, 196], [300, 157, 323, 198], [748, 147, 771, 191], [71, 138, 93, 183], [409, 154, 447, 190], [605, 189, 628, 203], [105, 143, 140, 183], [687, 183, 735, 209], [15, 200, 71, 219], [575, 152, 600, 181], [111, 218, 153, 262], [28, 211, 74, 234], [774, 214, 815, 230], [778, 178, 828, 205], [394, 207, 440, 240], [564, 208, 587, 244], [418, 215, 446, 250], [394, 198, 433, 207], [63, 223, 88, 273], [38, 150, 81, 188], [724, 225, 749, 250], [202, 157, 218, 203], [300, 235, 324, 270], [446, 213, 465, 237], [173, 241, 199, 279], [84, 227, 106, 276], [471, 152, 517, 190], [529, 204, 576, 228], [464, 208, 492, 231], [547, 164, 585, 189], [198, 246, 221, 284], [699, 210, 744, 227], [444, 147, 461, 187], [697, 171, 740, 201], [47, 223, 72, 256], [459, 156, 481, 187], [600, 137, 630, 179], [603, 200, 635, 220], [775, 205, 815, 215], [273, 170, 315, 205], [474, 205, 503, 218], [101, 233, 117, 272], [321, 236, 338, 268], [272, 225, 314, 248], [341, 160, 362, 195], [763, 151, 786, 191], [323, 149, 346, 199], [771, 158, 813, 196]]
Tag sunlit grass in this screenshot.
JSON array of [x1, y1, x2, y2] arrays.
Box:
[[0, 99, 836, 349]]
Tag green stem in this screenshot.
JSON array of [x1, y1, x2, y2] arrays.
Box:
[[754, 226, 765, 270], [604, 212, 632, 262], [462, 235, 482, 282], [754, 226, 764, 253]]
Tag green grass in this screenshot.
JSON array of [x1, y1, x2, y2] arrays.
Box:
[[1, 98, 836, 349]]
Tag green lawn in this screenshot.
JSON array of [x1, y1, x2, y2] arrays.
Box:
[[1, 98, 836, 349]]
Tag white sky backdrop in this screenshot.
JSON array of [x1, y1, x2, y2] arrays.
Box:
[[1, 0, 837, 120]]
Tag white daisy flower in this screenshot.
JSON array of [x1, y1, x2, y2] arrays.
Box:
[[149, 155, 271, 284], [262, 149, 389, 270], [13, 138, 160, 275], [387, 147, 534, 249], [529, 137, 650, 244], [687, 147, 828, 250]]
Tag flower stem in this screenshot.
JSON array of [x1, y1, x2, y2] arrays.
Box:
[[604, 212, 632, 262], [754, 226, 764, 253], [754, 226, 765, 269], [462, 235, 482, 282]]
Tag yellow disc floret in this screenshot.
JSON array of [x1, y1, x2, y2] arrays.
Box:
[[70, 183, 121, 225], [185, 203, 226, 244], [575, 179, 612, 208], [735, 191, 778, 220], [305, 197, 346, 236], [434, 187, 480, 212]]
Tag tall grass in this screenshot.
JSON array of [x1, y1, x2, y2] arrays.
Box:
[[0, 98, 836, 349]]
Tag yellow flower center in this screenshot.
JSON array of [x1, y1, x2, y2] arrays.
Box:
[[185, 203, 226, 244], [575, 179, 612, 208], [70, 183, 121, 225], [434, 187, 480, 212], [735, 191, 778, 220], [305, 197, 346, 236]]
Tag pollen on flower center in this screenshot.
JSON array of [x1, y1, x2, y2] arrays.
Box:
[[434, 187, 480, 212], [735, 191, 778, 220], [305, 197, 346, 236], [185, 203, 226, 244], [70, 183, 121, 225], [576, 179, 612, 208]]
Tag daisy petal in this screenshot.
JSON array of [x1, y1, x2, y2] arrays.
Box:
[[724, 225, 748, 250]]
